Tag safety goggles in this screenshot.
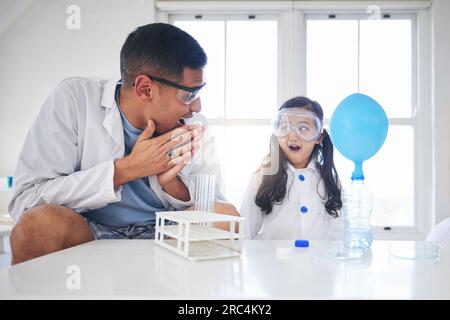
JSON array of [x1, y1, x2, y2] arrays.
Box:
[[147, 75, 206, 105], [272, 110, 323, 142]]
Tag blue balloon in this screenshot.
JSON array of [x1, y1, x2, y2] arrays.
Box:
[[330, 93, 388, 180]]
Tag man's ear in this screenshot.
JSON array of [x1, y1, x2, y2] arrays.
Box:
[[133, 75, 153, 99]]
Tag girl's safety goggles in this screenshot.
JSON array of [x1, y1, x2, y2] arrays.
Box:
[[272, 110, 323, 142]]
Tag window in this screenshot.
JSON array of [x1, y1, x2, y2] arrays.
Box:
[[172, 16, 278, 207], [306, 14, 416, 227]]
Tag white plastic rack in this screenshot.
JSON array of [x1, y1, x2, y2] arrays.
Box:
[[154, 211, 245, 261]]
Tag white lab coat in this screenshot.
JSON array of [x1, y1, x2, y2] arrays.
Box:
[[240, 160, 343, 240], [9, 77, 225, 221]]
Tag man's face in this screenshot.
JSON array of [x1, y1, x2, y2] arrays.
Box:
[[152, 67, 204, 134]]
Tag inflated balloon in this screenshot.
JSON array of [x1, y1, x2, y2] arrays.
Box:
[[330, 93, 388, 180]]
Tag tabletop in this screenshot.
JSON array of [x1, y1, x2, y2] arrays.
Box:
[[0, 240, 448, 299]]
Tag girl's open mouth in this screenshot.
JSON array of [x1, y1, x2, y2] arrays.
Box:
[[288, 144, 301, 151]]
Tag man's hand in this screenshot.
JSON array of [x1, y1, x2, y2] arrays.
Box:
[[157, 124, 203, 188], [113, 119, 202, 189]]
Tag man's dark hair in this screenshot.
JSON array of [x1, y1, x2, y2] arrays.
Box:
[[120, 23, 207, 87]]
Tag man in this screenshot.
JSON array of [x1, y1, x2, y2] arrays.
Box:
[[9, 23, 238, 264]]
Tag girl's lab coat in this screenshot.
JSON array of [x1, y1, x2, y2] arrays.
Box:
[[240, 161, 343, 240], [9, 77, 225, 221]]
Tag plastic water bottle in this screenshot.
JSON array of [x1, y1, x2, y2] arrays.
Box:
[[343, 177, 373, 250]]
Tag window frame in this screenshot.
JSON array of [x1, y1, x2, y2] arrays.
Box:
[[303, 11, 422, 238], [297, 7, 432, 240], [169, 13, 282, 126], [156, 1, 433, 240], [167, 13, 283, 202]]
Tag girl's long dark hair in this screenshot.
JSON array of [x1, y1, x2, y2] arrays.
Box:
[[255, 97, 342, 218]]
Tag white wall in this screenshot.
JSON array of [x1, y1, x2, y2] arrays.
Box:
[[0, 0, 35, 35], [431, 0, 450, 224], [0, 0, 155, 212]]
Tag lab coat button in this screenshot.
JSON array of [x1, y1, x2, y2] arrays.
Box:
[[298, 174, 305, 181], [300, 206, 308, 214]]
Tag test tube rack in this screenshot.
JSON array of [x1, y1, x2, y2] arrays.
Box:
[[154, 211, 245, 261]]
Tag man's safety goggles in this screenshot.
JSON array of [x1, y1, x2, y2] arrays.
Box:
[[147, 75, 205, 105]]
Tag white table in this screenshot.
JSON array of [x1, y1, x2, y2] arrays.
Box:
[[0, 240, 449, 299]]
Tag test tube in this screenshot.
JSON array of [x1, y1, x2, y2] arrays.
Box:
[[195, 174, 215, 215]]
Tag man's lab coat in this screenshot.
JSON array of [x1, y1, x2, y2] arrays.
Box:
[[9, 77, 225, 221]]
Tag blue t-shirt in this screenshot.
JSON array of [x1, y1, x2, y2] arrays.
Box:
[[82, 86, 165, 227]]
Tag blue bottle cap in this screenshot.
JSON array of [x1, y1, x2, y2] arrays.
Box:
[[294, 239, 309, 248], [7, 176, 13, 189]]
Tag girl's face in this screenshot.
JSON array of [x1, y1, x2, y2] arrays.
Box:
[[277, 107, 322, 169]]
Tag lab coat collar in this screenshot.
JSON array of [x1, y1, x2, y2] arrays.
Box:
[[100, 78, 121, 109], [101, 78, 125, 158], [286, 160, 319, 175]]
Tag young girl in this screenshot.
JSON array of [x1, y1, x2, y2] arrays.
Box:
[[240, 96, 343, 240]]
